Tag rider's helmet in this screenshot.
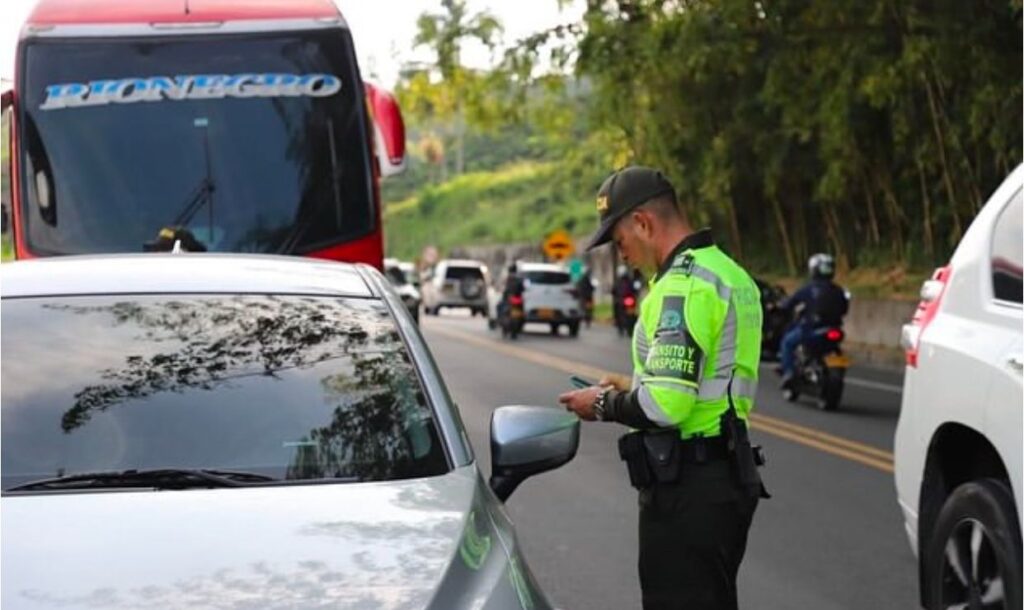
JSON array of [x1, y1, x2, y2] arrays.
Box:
[[807, 253, 835, 280], [616, 264, 629, 277], [507, 262, 518, 275]]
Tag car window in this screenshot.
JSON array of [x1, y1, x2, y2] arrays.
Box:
[[991, 188, 1023, 304], [523, 270, 571, 285], [385, 266, 407, 285], [1, 294, 449, 493], [444, 266, 484, 281]]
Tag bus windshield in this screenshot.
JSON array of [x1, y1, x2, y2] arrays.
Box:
[[18, 29, 374, 255]]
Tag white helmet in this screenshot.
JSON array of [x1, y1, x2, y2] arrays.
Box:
[[807, 253, 835, 279]]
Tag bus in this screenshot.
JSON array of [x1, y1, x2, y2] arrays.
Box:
[[1, 0, 405, 268]]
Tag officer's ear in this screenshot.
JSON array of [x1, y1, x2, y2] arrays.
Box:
[[631, 209, 653, 240]]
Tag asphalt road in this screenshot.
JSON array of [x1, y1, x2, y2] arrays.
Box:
[[420, 312, 919, 610]]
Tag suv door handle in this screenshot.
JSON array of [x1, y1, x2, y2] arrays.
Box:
[[1008, 354, 1024, 373]]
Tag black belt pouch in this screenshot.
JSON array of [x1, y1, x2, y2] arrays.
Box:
[[642, 428, 683, 483], [618, 432, 654, 490]]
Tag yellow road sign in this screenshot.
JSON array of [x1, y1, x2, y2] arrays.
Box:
[[543, 230, 575, 261]]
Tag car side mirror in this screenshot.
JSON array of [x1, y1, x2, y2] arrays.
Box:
[[489, 405, 580, 502]]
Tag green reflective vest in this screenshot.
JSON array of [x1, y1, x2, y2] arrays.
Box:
[[631, 240, 763, 438]]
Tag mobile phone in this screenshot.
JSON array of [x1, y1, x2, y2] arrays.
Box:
[[570, 375, 596, 389]]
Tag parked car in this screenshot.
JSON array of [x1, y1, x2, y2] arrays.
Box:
[[0, 254, 579, 609], [384, 257, 421, 323], [488, 262, 582, 337], [421, 259, 489, 317], [399, 261, 421, 289], [895, 165, 1022, 609]]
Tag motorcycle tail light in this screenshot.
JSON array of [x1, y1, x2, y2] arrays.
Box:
[[623, 296, 636, 307], [509, 295, 524, 306], [825, 328, 843, 342]]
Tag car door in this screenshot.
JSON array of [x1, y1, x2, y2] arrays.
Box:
[[982, 187, 1023, 514]]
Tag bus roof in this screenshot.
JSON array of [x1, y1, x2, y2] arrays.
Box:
[[26, 0, 341, 26]]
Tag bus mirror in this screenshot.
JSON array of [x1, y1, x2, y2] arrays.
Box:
[[365, 82, 406, 178]]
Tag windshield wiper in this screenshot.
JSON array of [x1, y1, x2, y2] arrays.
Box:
[[6, 468, 276, 492], [144, 118, 217, 252]]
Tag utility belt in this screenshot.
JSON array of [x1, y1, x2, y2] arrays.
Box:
[[617, 385, 769, 498]]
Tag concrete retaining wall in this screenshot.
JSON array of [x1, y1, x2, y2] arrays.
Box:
[[442, 242, 916, 368]]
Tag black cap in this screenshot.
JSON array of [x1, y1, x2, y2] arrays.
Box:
[[585, 166, 675, 250]]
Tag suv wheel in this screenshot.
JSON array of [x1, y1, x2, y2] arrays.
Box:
[[924, 479, 1022, 610]]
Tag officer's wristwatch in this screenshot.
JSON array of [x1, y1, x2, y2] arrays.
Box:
[[592, 387, 610, 421]]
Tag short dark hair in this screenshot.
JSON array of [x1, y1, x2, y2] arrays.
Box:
[[638, 192, 682, 222]]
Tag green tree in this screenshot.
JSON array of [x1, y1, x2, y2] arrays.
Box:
[[412, 0, 503, 176]]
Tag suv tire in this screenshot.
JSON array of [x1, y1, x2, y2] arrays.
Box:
[[924, 478, 1022, 610]]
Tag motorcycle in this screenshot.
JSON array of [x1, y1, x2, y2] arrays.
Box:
[[499, 294, 525, 340], [755, 278, 788, 361], [581, 297, 594, 328], [614, 293, 638, 337], [781, 326, 849, 411]]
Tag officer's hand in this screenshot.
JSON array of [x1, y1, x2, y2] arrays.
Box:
[[599, 373, 631, 392], [558, 386, 604, 421]]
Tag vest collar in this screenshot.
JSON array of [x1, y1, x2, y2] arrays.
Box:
[[655, 228, 715, 281]]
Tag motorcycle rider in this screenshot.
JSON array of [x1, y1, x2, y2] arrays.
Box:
[[612, 264, 638, 332], [778, 253, 849, 389], [498, 262, 525, 321], [576, 267, 596, 327]]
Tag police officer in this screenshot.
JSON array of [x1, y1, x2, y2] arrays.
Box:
[[559, 166, 766, 610]]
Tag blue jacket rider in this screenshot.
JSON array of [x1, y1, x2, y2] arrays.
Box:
[[778, 253, 849, 388]]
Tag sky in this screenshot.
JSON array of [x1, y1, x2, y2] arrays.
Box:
[[0, 0, 585, 87]]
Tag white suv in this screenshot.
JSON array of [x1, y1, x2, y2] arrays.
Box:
[[895, 165, 1022, 609], [421, 259, 489, 317], [488, 262, 582, 337]]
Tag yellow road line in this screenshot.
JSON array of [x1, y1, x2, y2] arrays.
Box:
[[749, 418, 894, 473], [426, 322, 895, 474], [749, 412, 894, 462]]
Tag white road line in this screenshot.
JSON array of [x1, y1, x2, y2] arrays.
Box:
[[758, 363, 903, 394], [842, 377, 903, 394]]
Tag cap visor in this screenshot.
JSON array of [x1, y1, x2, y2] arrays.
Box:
[[585, 217, 618, 251]]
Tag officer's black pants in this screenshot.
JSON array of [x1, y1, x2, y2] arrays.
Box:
[[638, 460, 759, 610]]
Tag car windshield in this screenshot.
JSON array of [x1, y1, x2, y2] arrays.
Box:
[[18, 29, 373, 256], [1, 294, 449, 493], [444, 266, 484, 281], [523, 270, 571, 285], [385, 266, 408, 285]]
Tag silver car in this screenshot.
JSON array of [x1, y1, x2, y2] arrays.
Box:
[[0, 254, 579, 610]]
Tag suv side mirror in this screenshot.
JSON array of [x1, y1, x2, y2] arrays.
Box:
[[489, 405, 580, 502]]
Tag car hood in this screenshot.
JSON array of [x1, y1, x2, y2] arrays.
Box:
[[1, 466, 542, 609]]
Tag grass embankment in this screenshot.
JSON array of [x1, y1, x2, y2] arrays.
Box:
[[383, 160, 598, 261]]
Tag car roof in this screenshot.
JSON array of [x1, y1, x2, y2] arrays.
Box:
[[0, 254, 373, 299], [518, 261, 569, 273], [440, 259, 486, 268]]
